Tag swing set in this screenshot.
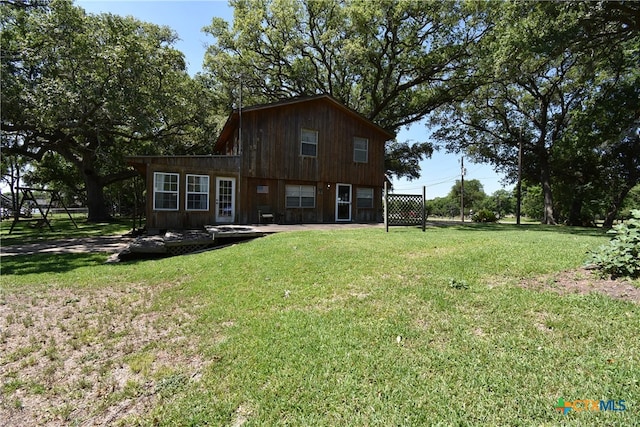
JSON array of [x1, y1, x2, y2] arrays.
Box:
[[8, 187, 78, 234]]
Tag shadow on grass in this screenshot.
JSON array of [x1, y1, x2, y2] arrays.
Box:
[[0, 252, 111, 275], [0, 217, 134, 246], [423, 221, 607, 237]]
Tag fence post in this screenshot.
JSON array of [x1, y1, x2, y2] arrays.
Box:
[[384, 181, 389, 233], [422, 186, 426, 232]]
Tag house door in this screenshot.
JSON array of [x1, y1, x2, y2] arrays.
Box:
[[215, 177, 235, 223], [336, 183, 352, 222]]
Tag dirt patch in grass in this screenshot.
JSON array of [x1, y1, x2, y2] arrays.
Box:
[[519, 267, 640, 304], [0, 283, 213, 426]]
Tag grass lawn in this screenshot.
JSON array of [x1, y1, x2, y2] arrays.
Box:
[[0, 215, 134, 246], [1, 224, 638, 426]]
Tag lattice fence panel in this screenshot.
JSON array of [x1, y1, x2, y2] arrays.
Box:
[[385, 192, 425, 231], [167, 244, 211, 256]]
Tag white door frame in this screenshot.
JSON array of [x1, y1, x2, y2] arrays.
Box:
[[336, 183, 352, 222], [215, 177, 236, 223]]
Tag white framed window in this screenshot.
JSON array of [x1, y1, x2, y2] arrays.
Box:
[[186, 174, 209, 211], [356, 187, 374, 208], [153, 172, 179, 210], [354, 137, 368, 163], [286, 185, 316, 208], [301, 129, 318, 157]]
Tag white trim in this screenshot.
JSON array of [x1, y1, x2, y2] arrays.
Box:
[[286, 184, 316, 208], [356, 187, 374, 208], [301, 128, 318, 157], [185, 174, 210, 211], [153, 172, 179, 211], [215, 177, 236, 223], [336, 183, 352, 221], [354, 137, 369, 163]]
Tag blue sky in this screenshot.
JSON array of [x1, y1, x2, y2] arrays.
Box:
[[76, 0, 510, 199]]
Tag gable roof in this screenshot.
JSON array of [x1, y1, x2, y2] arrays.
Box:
[[215, 94, 395, 149]]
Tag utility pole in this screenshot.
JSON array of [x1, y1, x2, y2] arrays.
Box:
[[460, 157, 465, 222], [238, 75, 242, 155], [237, 75, 243, 222]]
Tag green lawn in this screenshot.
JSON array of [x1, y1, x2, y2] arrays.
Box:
[[0, 215, 134, 246], [1, 224, 638, 426]]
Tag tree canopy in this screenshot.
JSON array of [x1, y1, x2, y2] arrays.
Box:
[[430, 1, 640, 225], [1, 0, 211, 221], [203, 0, 486, 180], [2, 0, 638, 226], [426, 182, 514, 219]]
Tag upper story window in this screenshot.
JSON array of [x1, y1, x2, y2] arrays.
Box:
[[153, 172, 179, 211], [186, 174, 209, 211], [301, 129, 318, 157], [354, 137, 369, 163]]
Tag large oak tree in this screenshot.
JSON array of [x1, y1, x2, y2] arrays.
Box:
[[431, 1, 639, 225], [203, 0, 487, 181], [1, 0, 209, 221]]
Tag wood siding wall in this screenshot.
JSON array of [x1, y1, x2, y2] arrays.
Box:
[[241, 98, 386, 186], [129, 97, 390, 231], [241, 177, 382, 224], [236, 98, 387, 224], [236, 99, 387, 223], [128, 156, 240, 231]]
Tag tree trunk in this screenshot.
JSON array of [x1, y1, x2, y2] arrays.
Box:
[[540, 158, 556, 225], [567, 194, 583, 226], [603, 186, 632, 229], [9, 157, 20, 212], [603, 206, 619, 229], [84, 170, 111, 223]]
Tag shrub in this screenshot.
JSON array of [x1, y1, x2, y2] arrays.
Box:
[[586, 209, 640, 278], [448, 278, 469, 290], [472, 209, 498, 223]]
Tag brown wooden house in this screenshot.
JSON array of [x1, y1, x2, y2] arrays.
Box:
[[128, 95, 394, 232]]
